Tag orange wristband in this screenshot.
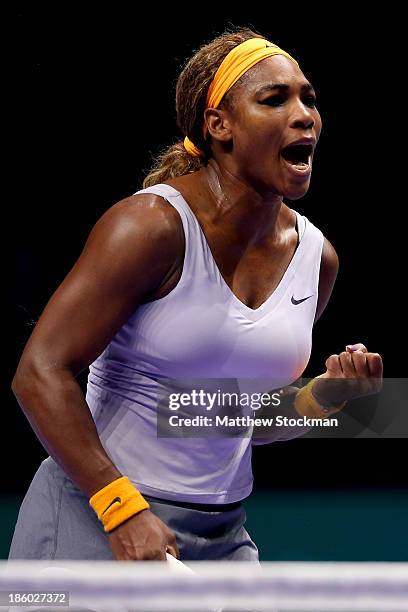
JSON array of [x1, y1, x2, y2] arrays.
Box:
[[89, 476, 150, 533], [294, 376, 346, 418]]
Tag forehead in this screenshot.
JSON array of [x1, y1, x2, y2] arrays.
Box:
[[233, 55, 312, 96]]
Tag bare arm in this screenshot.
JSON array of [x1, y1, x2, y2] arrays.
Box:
[[12, 194, 184, 497], [314, 237, 339, 324]]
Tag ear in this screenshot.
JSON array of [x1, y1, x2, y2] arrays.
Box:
[[204, 108, 233, 144]]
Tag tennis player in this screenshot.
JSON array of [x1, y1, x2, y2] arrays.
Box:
[[10, 27, 383, 564]]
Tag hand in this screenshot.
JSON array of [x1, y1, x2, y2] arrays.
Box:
[[312, 343, 383, 406], [108, 509, 180, 561]]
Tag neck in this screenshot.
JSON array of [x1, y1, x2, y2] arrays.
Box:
[[198, 158, 286, 246]]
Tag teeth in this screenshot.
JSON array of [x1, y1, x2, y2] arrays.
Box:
[[281, 148, 312, 166], [283, 157, 311, 171]]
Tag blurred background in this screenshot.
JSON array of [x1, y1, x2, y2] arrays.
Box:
[[4, 6, 406, 560]]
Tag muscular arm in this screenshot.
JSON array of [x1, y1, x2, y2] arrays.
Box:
[[11, 194, 184, 497]]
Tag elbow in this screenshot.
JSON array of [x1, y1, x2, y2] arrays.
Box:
[[12, 356, 75, 401], [12, 360, 25, 395], [11, 363, 34, 400], [11, 374, 19, 395], [11, 356, 44, 400]]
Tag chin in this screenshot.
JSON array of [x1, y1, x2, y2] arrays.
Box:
[[283, 182, 311, 200]]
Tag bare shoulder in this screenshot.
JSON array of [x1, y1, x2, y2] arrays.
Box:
[[94, 192, 183, 242], [15, 192, 186, 375], [82, 192, 184, 266], [321, 236, 339, 274]]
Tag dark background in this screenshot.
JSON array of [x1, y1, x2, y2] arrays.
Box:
[[5, 6, 405, 502]]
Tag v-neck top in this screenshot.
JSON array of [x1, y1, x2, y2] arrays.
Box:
[[86, 183, 324, 504]]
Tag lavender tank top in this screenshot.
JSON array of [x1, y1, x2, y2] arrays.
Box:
[[86, 184, 324, 503]]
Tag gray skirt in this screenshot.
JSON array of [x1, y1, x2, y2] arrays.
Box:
[[8, 456, 259, 562]]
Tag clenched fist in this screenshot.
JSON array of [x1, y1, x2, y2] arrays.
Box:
[[108, 509, 179, 561], [312, 343, 383, 406]]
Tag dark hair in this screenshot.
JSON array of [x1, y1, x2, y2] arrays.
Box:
[[143, 27, 265, 188]]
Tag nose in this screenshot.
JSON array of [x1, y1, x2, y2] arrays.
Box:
[[290, 100, 315, 130]]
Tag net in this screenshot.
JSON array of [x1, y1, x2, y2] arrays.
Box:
[[1, 560, 408, 611]]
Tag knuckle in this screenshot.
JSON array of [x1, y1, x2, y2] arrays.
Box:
[[326, 354, 338, 363], [133, 550, 145, 560], [154, 548, 166, 560], [144, 548, 162, 560]]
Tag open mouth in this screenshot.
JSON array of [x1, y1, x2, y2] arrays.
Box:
[[280, 143, 313, 168]]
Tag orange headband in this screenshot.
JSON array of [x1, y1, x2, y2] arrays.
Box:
[[184, 37, 299, 158]]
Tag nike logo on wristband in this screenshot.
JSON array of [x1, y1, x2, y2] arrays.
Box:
[[102, 496, 121, 515], [291, 295, 313, 305]]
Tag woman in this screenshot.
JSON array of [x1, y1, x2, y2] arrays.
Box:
[[10, 28, 382, 563]]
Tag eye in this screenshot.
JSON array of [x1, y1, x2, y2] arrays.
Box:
[[303, 95, 317, 108], [260, 95, 286, 107]]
